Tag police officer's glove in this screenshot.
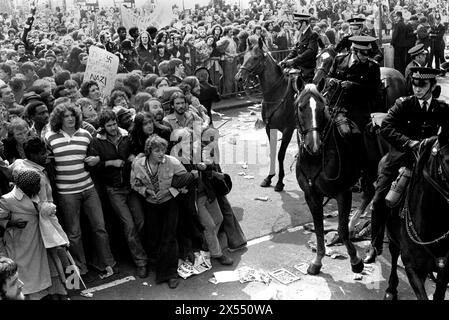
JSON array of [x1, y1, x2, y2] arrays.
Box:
[[407, 140, 420, 153], [328, 78, 339, 87], [284, 59, 294, 67]]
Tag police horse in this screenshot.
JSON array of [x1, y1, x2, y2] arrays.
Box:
[[295, 83, 365, 274], [384, 135, 449, 300], [313, 47, 407, 234], [235, 37, 299, 192]]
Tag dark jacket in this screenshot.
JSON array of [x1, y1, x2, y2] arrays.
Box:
[[89, 128, 133, 188], [198, 82, 220, 117], [285, 26, 319, 69], [380, 96, 449, 175], [2, 137, 24, 164], [326, 52, 381, 126], [391, 19, 413, 48]]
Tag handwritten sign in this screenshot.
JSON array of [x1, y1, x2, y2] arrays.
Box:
[[84, 46, 119, 97]]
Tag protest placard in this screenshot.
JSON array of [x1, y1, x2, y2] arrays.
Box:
[[83, 46, 119, 98]]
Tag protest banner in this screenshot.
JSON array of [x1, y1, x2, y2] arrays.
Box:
[[83, 46, 119, 98], [120, 2, 175, 30]]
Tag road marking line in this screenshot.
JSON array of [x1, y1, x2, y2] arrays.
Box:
[[247, 234, 273, 247], [81, 276, 136, 294]]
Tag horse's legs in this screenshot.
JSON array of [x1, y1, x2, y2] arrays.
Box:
[[304, 190, 325, 275], [384, 213, 401, 300], [402, 263, 429, 300], [335, 190, 364, 273], [384, 241, 400, 300], [261, 126, 276, 187], [274, 128, 294, 192], [433, 269, 448, 300]]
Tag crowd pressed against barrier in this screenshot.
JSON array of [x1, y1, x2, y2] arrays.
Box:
[[0, 0, 449, 300]]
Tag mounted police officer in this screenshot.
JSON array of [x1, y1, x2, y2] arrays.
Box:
[[324, 36, 381, 196], [279, 13, 319, 83], [365, 67, 449, 263], [335, 18, 383, 64], [404, 44, 428, 95]]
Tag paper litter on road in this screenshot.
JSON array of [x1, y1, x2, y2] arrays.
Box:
[[326, 249, 348, 259], [237, 171, 246, 176], [211, 271, 240, 283], [243, 175, 255, 179], [269, 268, 300, 285], [241, 162, 248, 169], [353, 274, 363, 280], [293, 263, 309, 275], [178, 251, 212, 279], [239, 267, 271, 284], [254, 196, 269, 201]]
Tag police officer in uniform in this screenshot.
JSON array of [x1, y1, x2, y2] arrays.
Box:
[[279, 13, 319, 83], [404, 44, 428, 95], [335, 18, 383, 64], [364, 67, 449, 263], [324, 35, 382, 196]]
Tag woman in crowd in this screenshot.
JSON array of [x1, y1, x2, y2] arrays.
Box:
[[79, 80, 103, 113], [136, 30, 155, 70], [130, 135, 197, 289], [2, 118, 33, 164], [154, 43, 171, 69]]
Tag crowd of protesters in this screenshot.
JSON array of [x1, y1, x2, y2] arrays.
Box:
[[1, 0, 449, 300]]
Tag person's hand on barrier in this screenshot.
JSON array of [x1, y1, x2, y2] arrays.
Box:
[[284, 59, 294, 67]]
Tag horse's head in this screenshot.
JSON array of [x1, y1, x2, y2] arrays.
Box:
[[296, 83, 328, 156], [313, 45, 337, 91], [235, 36, 266, 85]]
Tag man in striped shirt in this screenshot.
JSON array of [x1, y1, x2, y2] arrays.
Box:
[[45, 102, 116, 280]]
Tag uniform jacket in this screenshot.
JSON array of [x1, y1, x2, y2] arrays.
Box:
[[285, 26, 319, 69], [327, 52, 381, 122], [391, 19, 414, 48], [380, 95, 449, 174]]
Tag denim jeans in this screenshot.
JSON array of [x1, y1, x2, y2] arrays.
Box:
[[105, 186, 147, 267], [57, 186, 116, 274], [197, 194, 224, 257]]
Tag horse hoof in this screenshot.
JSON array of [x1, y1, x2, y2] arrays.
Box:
[[274, 182, 284, 192], [260, 178, 272, 187], [307, 263, 322, 275], [383, 292, 398, 300], [351, 259, 364, 274]]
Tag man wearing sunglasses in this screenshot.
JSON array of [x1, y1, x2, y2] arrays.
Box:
[[404, 44, 428, 95], [365, 67, 449, 263], [335, 18, 383, 64]]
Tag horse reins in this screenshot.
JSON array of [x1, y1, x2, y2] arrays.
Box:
[[402, 141, 449, 271]]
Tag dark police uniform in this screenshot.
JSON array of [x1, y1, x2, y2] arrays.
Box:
[[281, 13, 319, 83], [366, 67, 449, 262], [335, 18, 383, 64], [326, 38, 381, 131]]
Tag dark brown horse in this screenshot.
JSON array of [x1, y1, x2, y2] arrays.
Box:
[[384, 136, 449, 300], [295, 83, 365, 275], [313, 47, 407, 233], [235, 37, 298, 192]]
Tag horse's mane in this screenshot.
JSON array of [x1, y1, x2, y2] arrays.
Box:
[[297, 83, 326, 106]]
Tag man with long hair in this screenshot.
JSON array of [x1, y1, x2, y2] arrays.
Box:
[[44, 102, 117, 282]]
